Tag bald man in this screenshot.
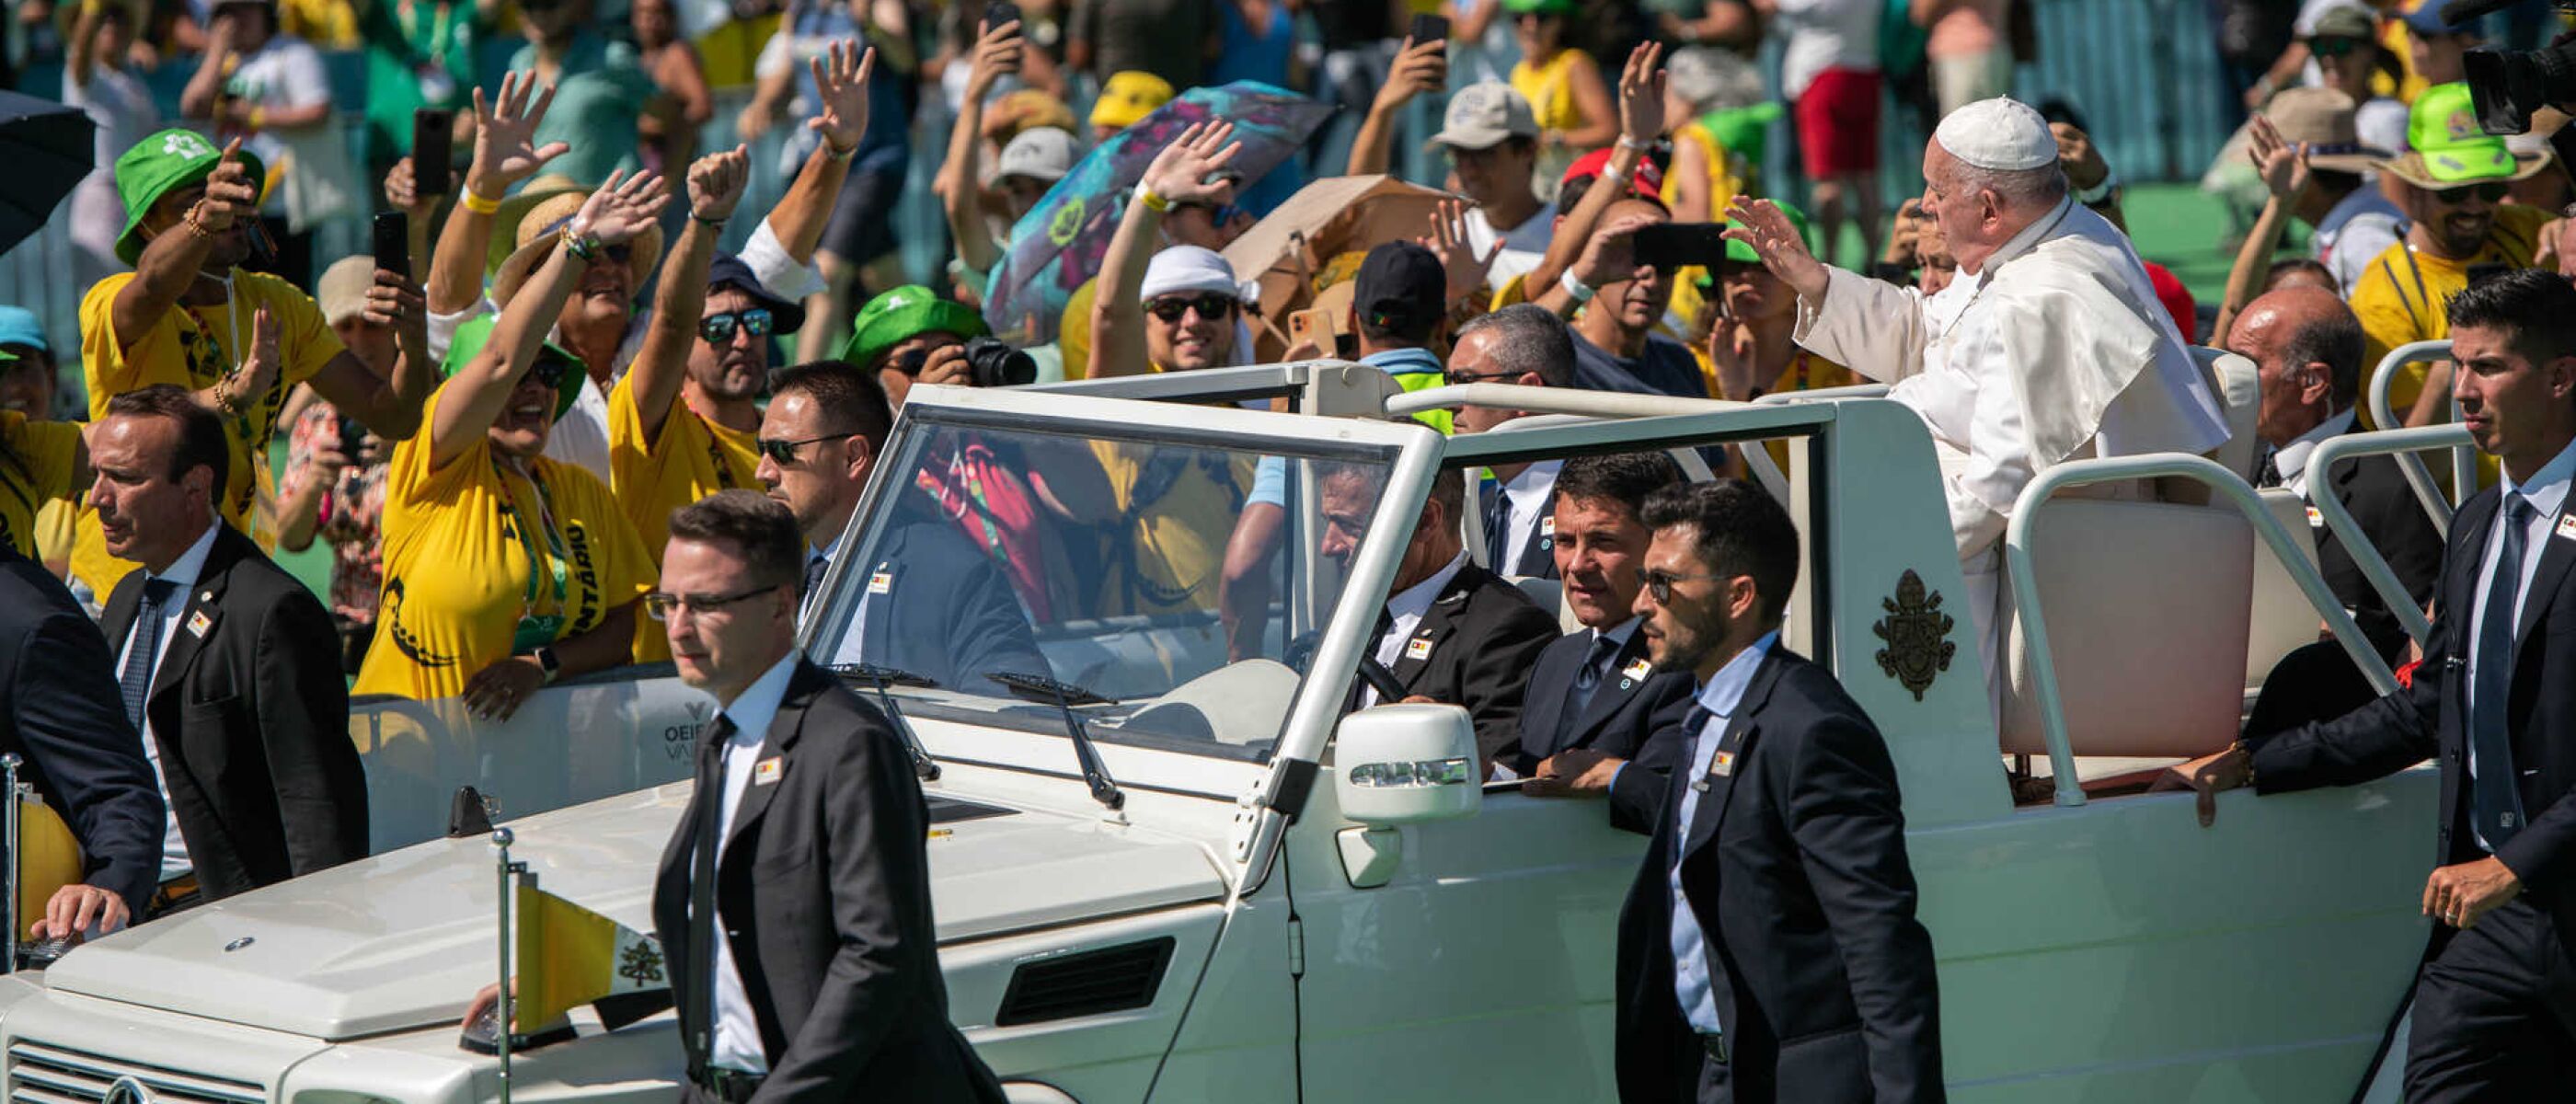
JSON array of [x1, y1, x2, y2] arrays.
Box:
[[1724, 97, 2232, 718], [2230, 286, 2444, 664]]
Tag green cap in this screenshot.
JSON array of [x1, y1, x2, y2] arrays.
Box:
[[2384, 83, 2546, 187], [1501, 0, 1579, 14], [440, 314, 584, 423], [113, 129, 267, 267], [841, 285, 990, 370]]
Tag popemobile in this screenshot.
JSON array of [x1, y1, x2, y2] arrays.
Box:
[[0, 357, 2458, 1102]]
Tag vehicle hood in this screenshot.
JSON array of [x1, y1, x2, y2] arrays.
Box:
[[42, 784, 1227, 1040]]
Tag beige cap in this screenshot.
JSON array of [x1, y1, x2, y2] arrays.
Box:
[[316, 255, 376, 328], [2260, 86, 2389, 175], [1427, 82, 1539, 151]]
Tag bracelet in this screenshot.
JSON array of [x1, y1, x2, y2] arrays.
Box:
[[2072, 171, 2121, 207], [690, 211, 729, 229], [1134, 184, 1172, 214], [1616, 135, 1650, 154], [211, 371, 247, 417], [560, 228, 600, 262], [459, 188, 502, 215], [184, 203, 225, 240], [1558, 268, 1596, 304], [822, 137, 858, 161], [2233, 736, 2259, 788]]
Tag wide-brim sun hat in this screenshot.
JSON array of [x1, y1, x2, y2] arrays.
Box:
[[2260, 86, 2389, 176], [113, 128, 267, 266], [490, 188, 665, 308], [2380, 83, 2552, 190]]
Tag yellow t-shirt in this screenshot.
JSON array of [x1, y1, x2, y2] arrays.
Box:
[[2347, 202, 2552, 429], [1511, 48, 1593, 137], [33, 500, 75, 576], [73, 271, 342, 597], [0, 412, 80, 560], [1662, 121, 1745, 220], [606, 373, 759, 661], [1086, 443, 1254, 617], [354, 384, 655, 701]]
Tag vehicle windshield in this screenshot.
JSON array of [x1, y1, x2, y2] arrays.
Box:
[[803, 409, 1404, 761]]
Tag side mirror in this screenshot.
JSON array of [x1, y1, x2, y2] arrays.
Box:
[[1333, 704, 1481, 827]]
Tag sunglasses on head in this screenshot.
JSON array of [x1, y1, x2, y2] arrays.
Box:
[[1146, 293, 1236, 323], [699, 307, 774, 344], [2432, 181, 2511, 204], [2308, 36, 2366, 58]]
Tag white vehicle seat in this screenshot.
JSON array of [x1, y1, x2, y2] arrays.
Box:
[[1999, 498, 2254, 759], [1508, 575, 1579, 632], [2246, 488, 2327, 695]]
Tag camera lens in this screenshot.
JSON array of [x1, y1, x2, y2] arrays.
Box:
[[961, 337, 1038, 387]]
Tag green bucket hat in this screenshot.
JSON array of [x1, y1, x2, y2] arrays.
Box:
[[113, 128, 267, 267], [1501, 0, 1579, 14], [2381, 82, 2550, 190], [841, 285, 990, 370], [1699, 201, 1813, 289], [440, 314, 584, 423]]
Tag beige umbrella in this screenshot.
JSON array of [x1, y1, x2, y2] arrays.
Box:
[[1222, 174, 1469, 361]]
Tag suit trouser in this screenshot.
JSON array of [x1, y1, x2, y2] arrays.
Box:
[[2405, 897, 2576, 1101]]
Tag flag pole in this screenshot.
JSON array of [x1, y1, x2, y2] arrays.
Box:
[[492, 827, 522, 1104], [3, 753, 20, 975]]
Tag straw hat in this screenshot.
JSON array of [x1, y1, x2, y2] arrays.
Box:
[[489, 184, 665, 308], [479, 173, 588, 277], [2260, 86, 2390, 176]]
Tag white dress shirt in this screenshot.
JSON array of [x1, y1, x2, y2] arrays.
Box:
[[113, 523, 219, 882], [705, 652, 799, 1074], [1364, 552, 1470, 709], [2272, 409, 2354, 502], [1501, 460, 1562, 569], [1671, 630, 1777, 1035], [803, 535, 877, 669], [2465, 438, 2576, 851]]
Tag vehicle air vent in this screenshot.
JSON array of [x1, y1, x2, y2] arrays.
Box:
[[7, 1041, 266, 1104], [995, 937, 1177, 1026]]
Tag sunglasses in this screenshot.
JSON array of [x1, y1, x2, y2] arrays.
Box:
[[643, 582, 784, 621], [558, 240, 633, 266], [1443, 367, 1520, 385], [530, 353, 570, 390], [700, 307, 774, 344], [2308, 36, 2366, 58], [1639, 568, 1729, 605], [2432, 181, 2511, 205], [757, 431, 848, 465], [1146, 293, 1236, 323]]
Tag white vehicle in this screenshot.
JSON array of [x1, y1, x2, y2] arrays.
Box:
[[0, 362, 2450, 1102]]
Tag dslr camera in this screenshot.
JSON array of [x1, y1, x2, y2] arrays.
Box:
[[2457, 0, 2576, 132]]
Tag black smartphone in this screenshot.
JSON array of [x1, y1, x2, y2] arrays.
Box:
[[339, 414, 366, 458], [984, 0, 1019, 30], [372, 210, 408, 278], [411, 108, 454, 197], [1630, 223, 1731, 270], [1409, 12, 1448, 44]]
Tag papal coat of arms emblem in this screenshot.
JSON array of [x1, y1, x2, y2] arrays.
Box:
[[1873, 569, 1956, 701]]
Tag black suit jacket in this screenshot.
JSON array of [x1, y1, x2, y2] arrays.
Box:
[[1379, 561, 1560, 765], [1614, 648, 1944, 1104], [1513, 625, 1696, 834], [2308, 422, 2445, 662], [844, 522, 1050, 695], [651, 660, 1006, 1101], [1480, 477, 1560, 579], [0, 546, 166, 914], [2255, 484, 2576, 959], [97, 525, 366, 901]]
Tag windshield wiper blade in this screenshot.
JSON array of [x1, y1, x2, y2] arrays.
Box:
[[986, 671, 1125, 811], [832, 663, 942, 781]]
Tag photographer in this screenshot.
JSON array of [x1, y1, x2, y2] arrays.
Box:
[[840, 284, 1036, 408]]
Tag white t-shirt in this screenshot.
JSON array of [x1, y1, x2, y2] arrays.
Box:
[[1468, 205, 1555, 287], [1772, 0, 1881, 98], [223, 36, 331, 173]]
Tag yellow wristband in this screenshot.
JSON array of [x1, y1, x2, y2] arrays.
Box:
[[1136, 187, 1172, 214], [460, 188, 502, 215], [247, 106, 266, 131]]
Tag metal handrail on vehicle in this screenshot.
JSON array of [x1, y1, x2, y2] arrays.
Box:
[[2004, 453, 2398, 808], [1754, 383, 1892, 404], [1386, 381, 1796, 501], [2304, 424, 2476, 648], [2367, 339, 2470, 533]]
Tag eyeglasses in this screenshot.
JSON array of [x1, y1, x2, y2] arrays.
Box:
[[530, 353, 570, 389], [757, 431, 850, 465], [1443, 367, 1521, 385], [2308, 36, 2366, 58], [700, 307, 775, 344], [1146, 293, 1236, 323], [643, 582, 784, 621], [1173, 201, 1245, 224], [1639, 568, 1731, 605], [2432, 181, 2511, 205]]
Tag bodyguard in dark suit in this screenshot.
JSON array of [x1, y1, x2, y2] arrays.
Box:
[[88, 387, 366, 905], [1320, 462, 1558, 767], [0, 544, 167, 937], [2168, 271, 2576, 1099], [647, 491, 1004, 1101], [1453, 304, 1584, 581], [1517, 454, 1696, 833], [1616, 481, 1942, 1104]]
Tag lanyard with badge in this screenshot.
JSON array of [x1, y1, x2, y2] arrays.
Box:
[[399, 0, 461, 103], [494, 456, 570, 653]]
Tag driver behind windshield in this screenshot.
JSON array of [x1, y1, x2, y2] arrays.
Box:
[[754, 360, 1047, 693]]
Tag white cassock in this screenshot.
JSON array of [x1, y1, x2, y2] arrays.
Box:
[[1794, 197, 2232, 715]]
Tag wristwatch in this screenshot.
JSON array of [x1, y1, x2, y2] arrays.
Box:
[[533, 645, 563, 685]]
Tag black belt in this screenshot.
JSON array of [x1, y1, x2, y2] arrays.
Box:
[[1699, 1033, 1729, 1064], [693, 1066, 765, 1104]]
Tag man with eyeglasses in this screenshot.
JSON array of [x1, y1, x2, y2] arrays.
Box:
[[1451, 305, 1580, 578], [2348, 82, 2558, 431], [607, 147, 807, 661]]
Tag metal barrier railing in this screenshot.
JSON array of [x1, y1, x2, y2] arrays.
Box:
[[2303, 424, 2474, 649], [2003, 453, 2397, 808], [2366, 339, 2472, 534]]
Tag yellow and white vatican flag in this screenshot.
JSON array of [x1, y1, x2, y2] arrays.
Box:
[[514, 881, 668, 1030]]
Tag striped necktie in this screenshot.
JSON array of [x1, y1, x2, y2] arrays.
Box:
[[119, 578, 180, 730]]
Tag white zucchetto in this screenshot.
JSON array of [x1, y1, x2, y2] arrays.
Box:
[[1933, 98, 2058, 171]]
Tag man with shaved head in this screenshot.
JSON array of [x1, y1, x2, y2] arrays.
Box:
[[2230, 286, 2444, 664], [1723, 96, 2232, 717]]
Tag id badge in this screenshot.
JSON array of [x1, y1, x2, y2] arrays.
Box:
[[512, 614, 565, 654], [417, 66, 457, 105]]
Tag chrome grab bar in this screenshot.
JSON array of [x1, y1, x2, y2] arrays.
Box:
[[2366, 339, 2468, 534], [2303, 424, 2475, 648], [2005, 454, 2397, 808]]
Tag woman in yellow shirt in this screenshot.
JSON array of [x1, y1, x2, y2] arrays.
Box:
[[0, 408, 87, 565], [1504, 0, 1614, 195], [354, 174, 665, 715]]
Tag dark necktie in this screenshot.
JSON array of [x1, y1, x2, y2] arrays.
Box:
[[119, 578, 181, 731], [1672, 704, 1716, 832], [685, 714, 735, 1067], [2255, 447, 2283, 489], [1484, 486, 1515, 572], [802, 552, 828, 611], [2471, 495, 2534, 847], [1565, 633, 1625, 721]]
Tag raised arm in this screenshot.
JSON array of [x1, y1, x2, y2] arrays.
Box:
[[177, 10, 235, 119], [428, 74, 569, 316], [430, 171, 669, 469], [112, 138, 257, 362], [2213, 116, 2308, 347], [939, 20, 1022, 276], [769, 40, 877, 266], [629, 146, 750, 443], [305, 267, 432, 441], [66, 0, 107, 91], [1347, 36, 1445, 177], [1526, 43, 1664, 296], [1089, 122, 1241, 378]]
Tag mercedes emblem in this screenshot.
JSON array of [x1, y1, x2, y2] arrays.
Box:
[[101, 1075, 154, 1104]]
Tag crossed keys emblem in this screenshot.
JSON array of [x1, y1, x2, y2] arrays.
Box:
[[619, 940, 666, 987]]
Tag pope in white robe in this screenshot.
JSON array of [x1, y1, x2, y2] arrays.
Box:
[[1726, 97, 2232, 718]]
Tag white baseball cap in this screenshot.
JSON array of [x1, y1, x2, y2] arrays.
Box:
[[995, 126, 1079, 184]]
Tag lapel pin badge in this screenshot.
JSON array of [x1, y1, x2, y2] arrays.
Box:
[[1709, 750, 1734, 778], [2305, 505, 2324, 530], [1404, 636, 1435, 661], [2556, 513, 2576, 542], [753, 757, 784, 786], [185, 610, 213, 638], [1621, 658, 1652, 682], [867, 570, 894, 594]]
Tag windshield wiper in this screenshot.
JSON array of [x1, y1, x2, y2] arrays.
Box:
[[987, 671, 1125, 811], [832, 663, 942, 781]]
